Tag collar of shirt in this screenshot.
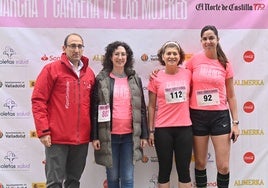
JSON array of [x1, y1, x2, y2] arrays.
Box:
[[69, 60, 84, 77]]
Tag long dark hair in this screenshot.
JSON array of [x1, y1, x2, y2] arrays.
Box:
[[201, 25, 228, 69], [102, 41, 135, 76]]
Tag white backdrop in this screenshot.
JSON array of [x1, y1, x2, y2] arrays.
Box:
[[0, 1, 268, 188]]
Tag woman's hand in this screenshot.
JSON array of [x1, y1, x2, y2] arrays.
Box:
[[230, 125, 240, 143], [149, 69, 160, 80], [92, 140, 101, 150], [148, 133, 155, 147], [140, 139, 148, 148]]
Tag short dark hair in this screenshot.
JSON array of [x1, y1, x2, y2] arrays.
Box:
[[157, 41, 185, 66], [63, 33, 84, 46]]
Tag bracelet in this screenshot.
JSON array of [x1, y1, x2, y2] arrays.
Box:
[[149, 130, 155, 133]]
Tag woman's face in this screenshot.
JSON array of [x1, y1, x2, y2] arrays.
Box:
[[162, 47, 180, 67], [201, 29, 219, 51], [111, 46, 127, 69]]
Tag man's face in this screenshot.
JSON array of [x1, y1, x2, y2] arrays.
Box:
[[63, 35, 84, 64]]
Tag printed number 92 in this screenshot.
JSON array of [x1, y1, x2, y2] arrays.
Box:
[[203, 94, 212, 101]]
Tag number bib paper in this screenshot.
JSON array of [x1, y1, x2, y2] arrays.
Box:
[[164, 86, 186, 104], [196, 89, 220, 106], [98, 104, 111, 122]]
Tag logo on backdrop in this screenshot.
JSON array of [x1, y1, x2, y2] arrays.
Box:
[[140, 53, 158, 62], [191, 152, 214, 163], [5, 131, 26, 139], [1, 183, 28, 188], [0, 151, 30, 171], [0, 46, 29, 66], [150, 156, 158, 163], [30, 130, 38, 138], [195, 3, 265, 11], [243, 50, 255, 63], [0, 81, 26, 89], [3, 98, 17, 111], [192, 182, 217, 187], [140, 53, 193, 62], [0, 130, 3, 139], [0, 98, 31, 118], [234, 79, 264, 86], [3, 46, 16, 58], [32, 183, 46, 188], [40, 54, 60, 62], [29, 80, 36, 88], [243, 152, 255, 164], [234, 179, 264, 186], [243, 101, 255, 113], [4, 151, 18, 163], [149, 174, 158, 188], [207, 152, 214, 162], [92, 54, 104, 62], [142, 155, 149, 163], [241, 129, 264, 136], [234, 50, 264, 86]]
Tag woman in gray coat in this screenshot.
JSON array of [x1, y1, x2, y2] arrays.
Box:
[[91, 41, 148, 188]]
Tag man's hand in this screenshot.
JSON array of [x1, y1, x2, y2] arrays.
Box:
[[40, 135, 52, 147]]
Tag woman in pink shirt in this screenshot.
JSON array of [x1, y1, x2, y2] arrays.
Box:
[[148, 41, 193, 188], [186, 25, 240, 188]]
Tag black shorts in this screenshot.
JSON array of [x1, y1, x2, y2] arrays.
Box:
[[190, 109, 231, 136]]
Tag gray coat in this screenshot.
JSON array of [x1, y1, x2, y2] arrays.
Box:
[[91, 70, 148, 168]]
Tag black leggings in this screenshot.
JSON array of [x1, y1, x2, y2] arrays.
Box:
[[154, 126, 193, 184]]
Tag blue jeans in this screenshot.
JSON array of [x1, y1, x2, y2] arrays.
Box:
[[106, 133, 134, 188]]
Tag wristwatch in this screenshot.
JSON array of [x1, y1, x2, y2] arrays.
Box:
[[232, 120, 239, 125]]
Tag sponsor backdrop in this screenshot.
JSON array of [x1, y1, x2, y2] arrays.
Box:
[[0, 0, 267, 187]]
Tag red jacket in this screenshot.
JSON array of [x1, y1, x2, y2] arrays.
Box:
[[31, 53, 95, 145]]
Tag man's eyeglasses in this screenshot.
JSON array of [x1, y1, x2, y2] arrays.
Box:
[[66, 44, 84, 50]]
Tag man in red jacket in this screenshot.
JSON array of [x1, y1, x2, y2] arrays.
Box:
[[31, 33, 95, 188]]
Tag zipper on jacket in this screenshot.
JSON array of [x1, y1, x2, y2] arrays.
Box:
[[77, 78, 81, 144]]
